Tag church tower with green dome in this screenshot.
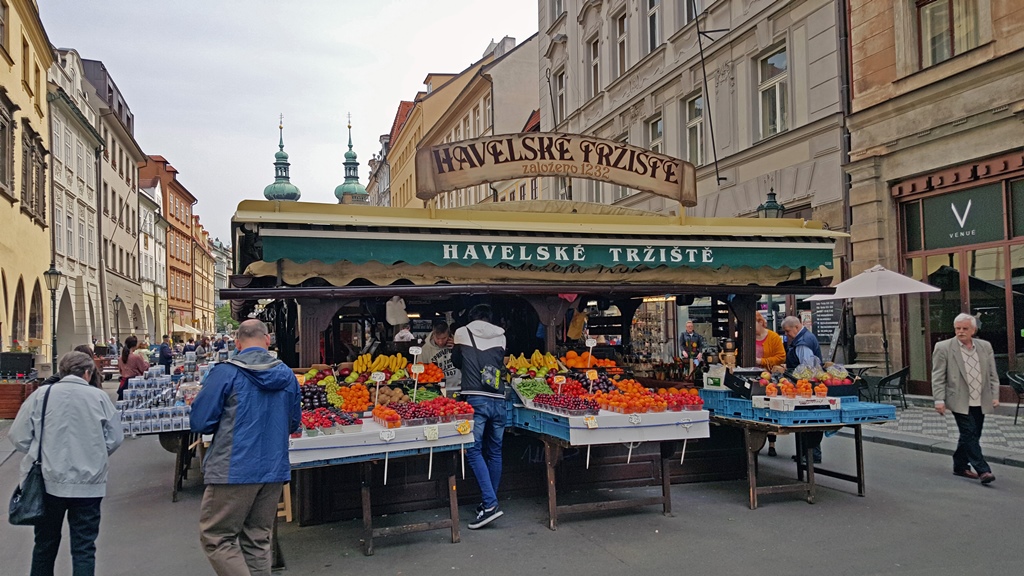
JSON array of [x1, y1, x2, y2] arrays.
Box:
[[263, 117, 301, 201], [335, 115, 368, 204]]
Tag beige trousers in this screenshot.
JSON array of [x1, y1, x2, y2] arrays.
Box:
[[199, 482, 283, 576]]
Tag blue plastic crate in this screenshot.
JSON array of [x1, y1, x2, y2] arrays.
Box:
[[836, 396, 860, 405], [840, 402, 896, 423], [699, 388, 733, 412], [723, 397, 754, 420], [755, 408, 841, 425]]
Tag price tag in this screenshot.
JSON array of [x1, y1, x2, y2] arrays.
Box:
[[455, 420, 472, 435], [409, 346, 423, 356], [553, 375, 566, 385], [628, 413, 643, 425], [410, 363, 425, 375], [379, 429, 396, 442], [585, 338, 597, 348], [424, 424, 439, 441], [371, 372, 386, 383], [584, 415, 599, 429], [586, 369, 598, 381]]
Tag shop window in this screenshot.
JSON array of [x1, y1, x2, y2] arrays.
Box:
[[903, 201, 923, 252], [967, 246, 1009, 376], [1011, 180, 1024, 238], [684, 94, 704, 167], [758, 47, 788, 139], [917, 0, 979, 69]]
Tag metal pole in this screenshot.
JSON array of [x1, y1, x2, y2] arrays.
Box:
[[50, 286, 58, 371]]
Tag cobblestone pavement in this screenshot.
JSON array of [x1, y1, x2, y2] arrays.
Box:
[[874, 403, 1024, 451]]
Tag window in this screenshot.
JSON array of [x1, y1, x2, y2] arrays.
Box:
[[685, 95, 704, 167], [483, 95, 492, 130], [648, 116, 663, 154], [680, 0, 702, 26], [20, 38, 27, 86], [473, 106, 481, 137], [88, 225, 95, 266], [554, 70, 566, 124], [646, 0, 661, 54], [531, 178, 538, 200], [519, 183, 527, 201], [66, 212, 73, 257], [55, 208, 63, 253], [758, 47, 788, 139], [19, 121, 46, 220], [0, 94, 13, 198], [78, 218, 85, 261], [557, 177, 569, 200], [586, 180, 604, 204], [552, 0, 564, 20], [76, 140, 84, 176], [917, 0, 979, 68], [614, 13, 628, 78], [0, 2, 7, 52], [462, 116, 470, 141], [64, 128, 72, 166], [52, 119, 61, 167], [613, 135, 631, 200], [587, 36, 600, 99]]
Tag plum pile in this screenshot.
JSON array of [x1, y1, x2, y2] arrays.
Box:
[[301, 383, 329, 411]]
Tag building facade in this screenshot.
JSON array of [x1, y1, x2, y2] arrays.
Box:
[[389, 48, 497, 208], [192, 215, 214, 335], [83, 58, 145, 346], [537, 0, 847, 233], [211, 237, 231, 313], [139, 178, 166, 342], [0, 0, 53, 366], [420, 35, 541, 207], [844, 0, 1024, 387], [139, 155, 196, 335], [48, 48, 103, 356], [366, 101, 413, 207]]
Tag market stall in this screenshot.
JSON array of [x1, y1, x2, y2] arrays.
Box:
[[221, 199, 845, 525]]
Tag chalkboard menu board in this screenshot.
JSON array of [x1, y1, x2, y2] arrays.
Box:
[[812, 300, 843, 344]]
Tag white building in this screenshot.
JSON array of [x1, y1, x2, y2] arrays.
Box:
[[211, 237, 232, 312], [48, 49, 104, 353], [83, 59, 146, 345], [139, 178, 166, 342], [537, 0, 847, 242]]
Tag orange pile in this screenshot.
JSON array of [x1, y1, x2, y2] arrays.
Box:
[[338, 383, 370, 412], [560, 350, 616, 369], [795, 379, 814, 398], [408, 362, 445, 383]]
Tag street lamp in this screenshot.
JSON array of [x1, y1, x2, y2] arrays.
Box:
[[757, 187, 785, 219], [43, 265, 63, 371], [113, 294, 123, 352]]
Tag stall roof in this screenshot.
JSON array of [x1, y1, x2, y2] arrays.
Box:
[[226, 200, 845, 299]]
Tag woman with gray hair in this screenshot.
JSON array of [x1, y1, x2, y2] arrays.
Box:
[[9, 351, 124, 575]]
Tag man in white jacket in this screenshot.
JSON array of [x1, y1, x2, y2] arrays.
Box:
[[452, 304, 507, 529], [10, 351, 123, 575]]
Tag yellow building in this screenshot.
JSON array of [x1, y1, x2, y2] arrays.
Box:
[[192, 215, 215, 336], [388, 48, 495, 208], [0, 1, 55, 368]]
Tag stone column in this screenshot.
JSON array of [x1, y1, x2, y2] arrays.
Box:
[[845, 157, 902, 374]]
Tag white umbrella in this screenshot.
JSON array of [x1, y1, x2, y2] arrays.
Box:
[[805, 265, 940, 373]]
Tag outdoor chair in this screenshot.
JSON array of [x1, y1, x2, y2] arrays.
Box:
[[1006, 371, 1024, 425], [856, 376, 874, 402], [874, 366, 910, 409]]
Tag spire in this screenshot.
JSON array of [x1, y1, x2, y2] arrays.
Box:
[[335, 113, 367, 203], [264, 114, 301, 201]]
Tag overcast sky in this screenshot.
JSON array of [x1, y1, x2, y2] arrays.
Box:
[[39, 0, 539, 242]]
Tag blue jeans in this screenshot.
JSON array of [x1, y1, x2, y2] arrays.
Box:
[[953, 406, 990, 474], [465, 395, 506, 509], [32, 494, 102, 576]]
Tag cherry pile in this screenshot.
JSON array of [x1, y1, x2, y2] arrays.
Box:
[[301, 406, 363, 427], [390, 401, 438, 420], [532, 393, 598, 413]]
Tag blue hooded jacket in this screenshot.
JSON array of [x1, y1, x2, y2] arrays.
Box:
[[785, 327, 823, 370], [190, 347, 301, 484]]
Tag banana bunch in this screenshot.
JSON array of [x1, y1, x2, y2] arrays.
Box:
[[542, 352, 559, 371], [360, 353, 408, 373], [353, 353, 374, 373]]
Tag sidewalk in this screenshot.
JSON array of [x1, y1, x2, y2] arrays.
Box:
[[836, 396, 1024, 468]]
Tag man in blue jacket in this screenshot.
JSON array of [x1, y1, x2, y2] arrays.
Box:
[[158, 335, 173, 376], [190, 319, 300, 576], [782, 315, 825, 464]]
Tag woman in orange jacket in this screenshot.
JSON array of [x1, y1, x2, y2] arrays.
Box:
[[755, 312, 787, 456]]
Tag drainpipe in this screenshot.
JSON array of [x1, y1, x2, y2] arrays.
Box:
[[837, 0, 855, 361]]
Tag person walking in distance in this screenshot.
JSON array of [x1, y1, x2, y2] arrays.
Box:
[[117, 335, 150, 401], [9, 351, 124, 576], [190, 319, 301, 575], [158, 334, 173, 376], [452, 304, 507, 529], [931, 313, 1001, 484]]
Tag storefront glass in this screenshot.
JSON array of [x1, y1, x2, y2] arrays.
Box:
[[905, 257, 928, 382], [926, 252, 961, 349], [966, 247, 1008, 376], [1010, 244, 1024, 371]]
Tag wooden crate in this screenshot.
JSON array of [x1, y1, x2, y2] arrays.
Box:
[[0, 381, 38, 419]]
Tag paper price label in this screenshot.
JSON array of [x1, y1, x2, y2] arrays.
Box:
[[424, 424, 439, 441], [586, 369, 599, 381], [553, 375, 567, 385], [455, 420, 472, 435], [409, 346, 423, 356], [410, 363, 425, 375], [628, 414, 643, 425], [584, 415, 599, 429], [585, 338, 597, 348], [379, 429, 396, 442], [370, 371, 386, 382]]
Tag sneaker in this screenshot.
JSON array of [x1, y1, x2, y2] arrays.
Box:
[[767, 446, 777, 457], [476, 502, 485, 514], [468, 505, 503, 529]]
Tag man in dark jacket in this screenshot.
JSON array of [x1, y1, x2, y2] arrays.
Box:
[[190, 319, 301, 576], [451, 304, 507, 529], [158, 335, 173, 376], [782, 315, 825, 463]]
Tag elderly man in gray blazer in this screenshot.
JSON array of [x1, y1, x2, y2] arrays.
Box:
[[931, 313, 1001, 484]]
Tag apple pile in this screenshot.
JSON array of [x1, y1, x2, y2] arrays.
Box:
[[658, 389, 704, 411]]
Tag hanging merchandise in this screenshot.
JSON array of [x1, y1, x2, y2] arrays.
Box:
[[385, 296, 409, 326]]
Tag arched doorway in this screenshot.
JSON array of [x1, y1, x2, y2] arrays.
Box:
[[29, 281, 44, 342], [114, 299, 129, 343], [131, 303, 143, 335], [11, 279, 25, 346], [145, 305, 154, 342], [56, 289, 76, 355]]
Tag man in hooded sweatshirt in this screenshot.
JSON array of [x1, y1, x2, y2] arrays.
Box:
[[190, 319, 301, 576], [451, 303, 507, 529]]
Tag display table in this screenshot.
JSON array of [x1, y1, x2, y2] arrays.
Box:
[[710, 415, 866, 509], [511, 405, 710, 529], [289, 419, 475, 555]]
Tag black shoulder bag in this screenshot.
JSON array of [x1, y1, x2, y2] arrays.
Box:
[[9, 384, 53, 526]]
